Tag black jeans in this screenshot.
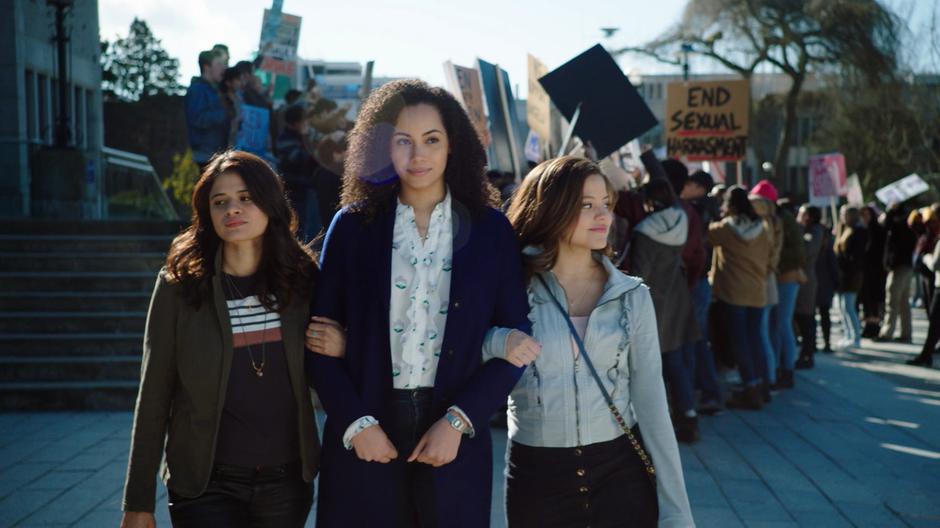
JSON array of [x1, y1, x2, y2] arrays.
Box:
[[168, 461, 312, 528], [795, 312, 817, 360], [388, 388, 437, 528], [506, 432, 658, 528], [816, 300, 833, 348]]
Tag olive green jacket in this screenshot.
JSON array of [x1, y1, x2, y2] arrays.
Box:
[[122, 255, 320, 513]]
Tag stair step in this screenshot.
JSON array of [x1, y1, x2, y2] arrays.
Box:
[[0, 292, 152, 312], [0, 312, 147, 333], [0, 235, 173, 253], [0, 333, 143, 356], [0, 272, 156, 293], [0, 356, 141, 382], [0, 252, 165, 273], [0, 381, 140, 411]]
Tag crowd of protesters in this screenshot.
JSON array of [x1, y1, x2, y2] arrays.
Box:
[[184, 44, 349, 244], [121, 59, 940, 527], [601, 154, 940, 433]]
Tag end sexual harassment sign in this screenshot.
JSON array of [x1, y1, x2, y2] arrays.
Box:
[[666, 79, 749, 161]]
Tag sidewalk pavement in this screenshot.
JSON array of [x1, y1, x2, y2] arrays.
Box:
[[1, 309, 938, 527]]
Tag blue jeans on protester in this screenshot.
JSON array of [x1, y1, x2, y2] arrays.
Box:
[[719, 301, 765, 387], [663, 344, 696, 413], [772, 282, 800, 371], [759, 305, 776, 385], [838, 291, 862, 347], [692, 278, 722, 404]]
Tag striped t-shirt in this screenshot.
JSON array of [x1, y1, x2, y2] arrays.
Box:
[[214, 273, 299, 468]]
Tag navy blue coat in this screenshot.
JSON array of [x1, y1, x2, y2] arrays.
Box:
[[307, 199, 531, 527]]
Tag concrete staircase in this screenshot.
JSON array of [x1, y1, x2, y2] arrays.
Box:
[[0, 220, 183, 410]]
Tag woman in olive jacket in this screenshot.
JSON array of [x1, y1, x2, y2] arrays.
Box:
[[121, 151, 344, 528]]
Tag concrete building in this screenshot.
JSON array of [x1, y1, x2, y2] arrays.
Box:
[[295, 58, 401, 119], [1, 0, 104, 218]]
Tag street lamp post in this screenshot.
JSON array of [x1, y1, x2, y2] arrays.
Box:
[[681, 43, 693, 81]]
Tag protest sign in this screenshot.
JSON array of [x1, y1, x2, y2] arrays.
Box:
[[845, 174, 864, 205], [258, 8, 302, 76], [234, 105, 271, 157], [666, 79, 749, 161], [875, 173, 930, 205], [524, 130, 541, 163], [444, 62, 491, 148], [527, 54, 551, 142], [808, 153, 848, 206], [538, 44, 657, 159]]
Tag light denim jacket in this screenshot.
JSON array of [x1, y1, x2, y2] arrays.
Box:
[[485, 253, 695, 527]]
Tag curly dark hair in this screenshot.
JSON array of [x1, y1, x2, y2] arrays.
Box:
[[164, 150, 316, 311], [340, 79, 498, 221]]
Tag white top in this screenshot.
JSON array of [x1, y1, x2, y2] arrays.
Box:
[[389, 190, 454, 389], [569, 315, 589, 358], [342, 190, 461, 449]]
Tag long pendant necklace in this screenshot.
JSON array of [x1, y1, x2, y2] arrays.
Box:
[[225, 273, 267, 378]]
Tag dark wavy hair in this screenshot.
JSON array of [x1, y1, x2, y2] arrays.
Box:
[[164, 150, 316, 311], [506, 156, 617, 279], [340, 79, 498, 221], [725, 186, 760, 221]]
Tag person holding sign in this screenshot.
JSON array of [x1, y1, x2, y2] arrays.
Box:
[[500, 156, 694, 528], [306, 80, 538, 528]]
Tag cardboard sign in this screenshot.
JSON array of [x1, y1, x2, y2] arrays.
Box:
[[527, 54, 551, 142], [875, 173, 930, 205], [234, 104, 270, 156], [450, 63, 490, 148], [666, 79, 749, 161], [258, 8, 302, 76], [808, 153, 847, 205], [538, 44, 657, 159], [845, 174, 864, 205]]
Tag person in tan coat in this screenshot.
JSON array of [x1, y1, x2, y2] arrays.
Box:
[[749, 190, 783, 392], [708, 186, 774, 410]]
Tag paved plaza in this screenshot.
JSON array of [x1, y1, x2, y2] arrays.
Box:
[[1, 310, 938, 527]]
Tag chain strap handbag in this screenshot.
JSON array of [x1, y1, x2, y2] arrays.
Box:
[[536, 275, 656, 484]]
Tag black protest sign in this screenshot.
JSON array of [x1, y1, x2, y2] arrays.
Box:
[[538, 44, 657, 159]]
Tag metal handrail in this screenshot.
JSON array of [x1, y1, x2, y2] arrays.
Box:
[[102, 146, 178, 220]]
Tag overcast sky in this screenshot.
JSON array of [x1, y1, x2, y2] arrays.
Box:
[[98, 0, 937, 96]]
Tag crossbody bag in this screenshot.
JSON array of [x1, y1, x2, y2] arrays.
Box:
[[536, 275, 656, 484]]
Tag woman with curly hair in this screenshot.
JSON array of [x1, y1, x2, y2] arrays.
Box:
[[121, 150, 345, 527], [306, 79, 539, 527]]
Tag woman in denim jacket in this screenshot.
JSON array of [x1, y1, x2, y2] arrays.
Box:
[[493, 156, 694, 527]]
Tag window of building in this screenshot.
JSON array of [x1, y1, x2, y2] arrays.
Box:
[[25, 70, 37, 143], [74, 86, 85, 149], [37, 73, 51, 145], [85, 89, 95, 149]]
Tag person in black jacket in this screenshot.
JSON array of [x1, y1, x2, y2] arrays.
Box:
[[860, 206, 887, 338], [815, 221, 840, 353], [275, 104, 320, 241], [877, 204, 917, 342]]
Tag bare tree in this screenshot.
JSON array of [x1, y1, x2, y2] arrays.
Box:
[[616, 0, 902, 185]]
